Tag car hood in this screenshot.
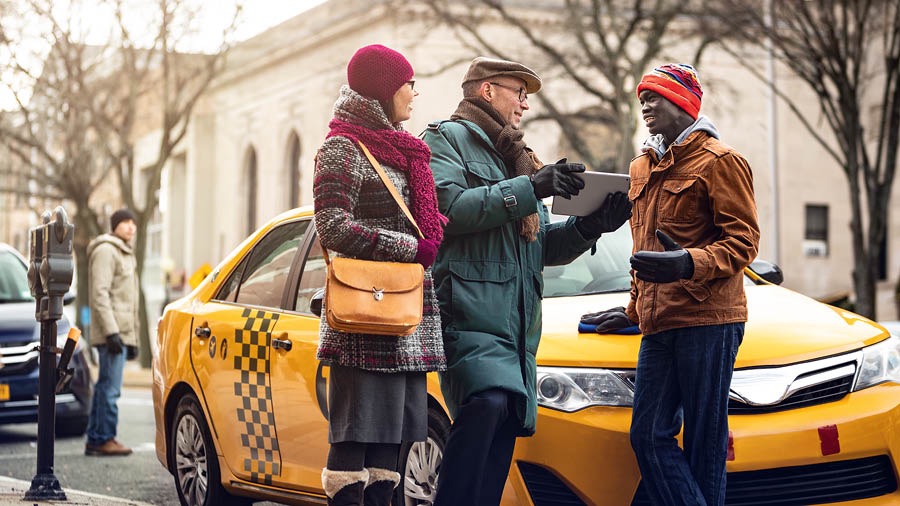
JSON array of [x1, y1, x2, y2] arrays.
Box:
[[0, 301, 39, 342], [538, 283, 890, 369]]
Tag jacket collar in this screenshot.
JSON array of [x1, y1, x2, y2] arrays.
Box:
[[88, 233, 133, 256], [642, 115, 720, 160]]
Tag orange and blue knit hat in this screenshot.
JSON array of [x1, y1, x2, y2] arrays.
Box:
[[636, 63, 703, 119]]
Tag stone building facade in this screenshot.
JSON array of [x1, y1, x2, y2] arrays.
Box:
[[5, 0, 899, 320]]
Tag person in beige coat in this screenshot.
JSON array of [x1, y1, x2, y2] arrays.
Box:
[[84, 209, 140, 456]]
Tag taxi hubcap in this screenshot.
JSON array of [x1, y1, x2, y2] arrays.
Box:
[[404, 436, 442, 506], [175, 414, 209, 505]]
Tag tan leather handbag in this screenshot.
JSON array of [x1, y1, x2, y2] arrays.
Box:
[[323, 140, 425, 337]]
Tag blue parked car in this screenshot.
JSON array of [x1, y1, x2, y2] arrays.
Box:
[[0, 242, 91, 436]]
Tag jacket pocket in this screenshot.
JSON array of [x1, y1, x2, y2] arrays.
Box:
[[659, 177, 699, 223], [628, 179, 648, 227], [464, 160, 505, 186], [448, 260, 517, 338], [679, 279, 711, 302]]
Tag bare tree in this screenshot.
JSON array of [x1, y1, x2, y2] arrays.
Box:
[[1, 1, 113, 323], [0, 0, 239, 365], [704, 0, 900, 319], [419, 0, 707, 172]]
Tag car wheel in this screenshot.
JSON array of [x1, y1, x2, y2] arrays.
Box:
[[170, 394, 250, 506], [55, 414, 88, 438], [396, 405, 451, 506]]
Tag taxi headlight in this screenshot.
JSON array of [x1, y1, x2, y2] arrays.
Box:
[[853, 335, 900, 391], [536, 367, 634, 412]]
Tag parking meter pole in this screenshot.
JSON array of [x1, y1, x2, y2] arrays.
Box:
[[25, 317, 66, 501], [24, 207, 73, 502]]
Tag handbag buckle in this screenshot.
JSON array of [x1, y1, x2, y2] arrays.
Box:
[[372, 287, 384, 301]]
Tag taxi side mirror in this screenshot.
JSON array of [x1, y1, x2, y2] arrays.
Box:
[[749, 259, 784, 285], [310, 288, 325, 317]]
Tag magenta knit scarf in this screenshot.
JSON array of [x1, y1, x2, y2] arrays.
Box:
[[327, 118, 446, 242]]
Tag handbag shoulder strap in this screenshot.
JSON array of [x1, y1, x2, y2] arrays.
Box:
[[357, 140, 424, 240], [321, 140, 426, 266]]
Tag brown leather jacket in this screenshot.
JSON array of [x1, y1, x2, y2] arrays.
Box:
[[625, 129, 760, 336]]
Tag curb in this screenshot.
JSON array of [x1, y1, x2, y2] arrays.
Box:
[[0, 475, 154, 506]]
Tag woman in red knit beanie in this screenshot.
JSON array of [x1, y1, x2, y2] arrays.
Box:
[[313, 44, 447, 506]]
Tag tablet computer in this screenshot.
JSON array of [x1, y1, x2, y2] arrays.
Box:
[[551, 171, 631, 216]]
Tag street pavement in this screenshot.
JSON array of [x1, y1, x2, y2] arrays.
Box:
[[0, 364, 161, 506]]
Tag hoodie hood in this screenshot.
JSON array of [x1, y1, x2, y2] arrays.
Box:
[[642, 115, 720, 159], [87, 233, 133, 257]]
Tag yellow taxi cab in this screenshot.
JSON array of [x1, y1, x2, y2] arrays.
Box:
[[151, 206, 900, 506]]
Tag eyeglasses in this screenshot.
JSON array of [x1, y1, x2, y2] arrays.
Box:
[[489, 82, 527, 103], [407, 80, 416, 91]]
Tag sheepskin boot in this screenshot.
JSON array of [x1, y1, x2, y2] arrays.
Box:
[[364, 467, 401, 506], [322, 468, 368, 506]]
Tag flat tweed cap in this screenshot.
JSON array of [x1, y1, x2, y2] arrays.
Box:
[[462, 56, 542, 94]]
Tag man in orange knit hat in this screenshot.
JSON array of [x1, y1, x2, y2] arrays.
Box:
[[581, 63, 759, 505]]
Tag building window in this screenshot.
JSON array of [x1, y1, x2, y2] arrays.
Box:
[[803, 204, 828, 257], [245, 146, 258, 235], [286, 131, 301, 209]]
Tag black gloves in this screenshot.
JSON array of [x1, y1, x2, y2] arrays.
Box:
[[630, 230, 694, 283], [105, 333, 124, 355], [531, 158, 586, 199], [580, 306, 636, 333], [126, 345, 139, 361], [575, 191, 633, 239]]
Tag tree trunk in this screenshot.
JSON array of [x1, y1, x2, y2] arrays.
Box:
[[130, 219, 152, 369], [894, 268, 900, 319]]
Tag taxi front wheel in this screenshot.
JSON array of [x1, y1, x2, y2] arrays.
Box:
[[170, 394, 251, 506], [396, 405, 451, 506]]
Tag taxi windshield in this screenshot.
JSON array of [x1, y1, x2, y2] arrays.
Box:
[[542, 224, 633, 298]]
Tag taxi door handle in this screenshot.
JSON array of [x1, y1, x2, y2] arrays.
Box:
[[272, 334, 293, 352], [194, 325, 211, 339]]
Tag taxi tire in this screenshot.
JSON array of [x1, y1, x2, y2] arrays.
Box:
[[395, 405, 451, 506], [170, 394, 251, 506]]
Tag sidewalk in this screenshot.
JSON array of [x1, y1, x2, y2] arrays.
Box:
[[0, 363, 158, 505], [87, 361, 153, 390], [0, 476, 153, 505], [120, 362, 152, 389]]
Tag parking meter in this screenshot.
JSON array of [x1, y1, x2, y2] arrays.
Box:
[[39, 208, 74, 321], [24, 206, 74, 501]]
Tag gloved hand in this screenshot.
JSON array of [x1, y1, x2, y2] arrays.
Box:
[[630, 229, 694, 283], [126, 345, 139, 361], [531, 158, 586, 199], [414, 238, 440, 268], [575, 191, 633, 239], [105, 333, 124, 356], [580, 306, 636, 333]]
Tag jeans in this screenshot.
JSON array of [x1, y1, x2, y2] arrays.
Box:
[[630, 323, 743, 506], [433, 389, 519, 506], [86, 345, 126, 446]]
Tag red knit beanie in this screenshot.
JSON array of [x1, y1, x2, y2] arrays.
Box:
[[347, 44, 414, 102], [636, 63, 703, 120]]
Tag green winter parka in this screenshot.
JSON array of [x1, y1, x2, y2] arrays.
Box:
[[423, 119, 596, 436]]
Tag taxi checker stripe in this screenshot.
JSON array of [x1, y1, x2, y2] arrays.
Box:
[[233, 308, 282, 484]]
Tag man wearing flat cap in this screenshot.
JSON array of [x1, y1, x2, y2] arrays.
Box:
[[423, 56, 632, 505], [582, 63, 759, 505]]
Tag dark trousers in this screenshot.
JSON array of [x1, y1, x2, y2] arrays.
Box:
[[433, 388, 519, 506], [630, 323, 743, 506]]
